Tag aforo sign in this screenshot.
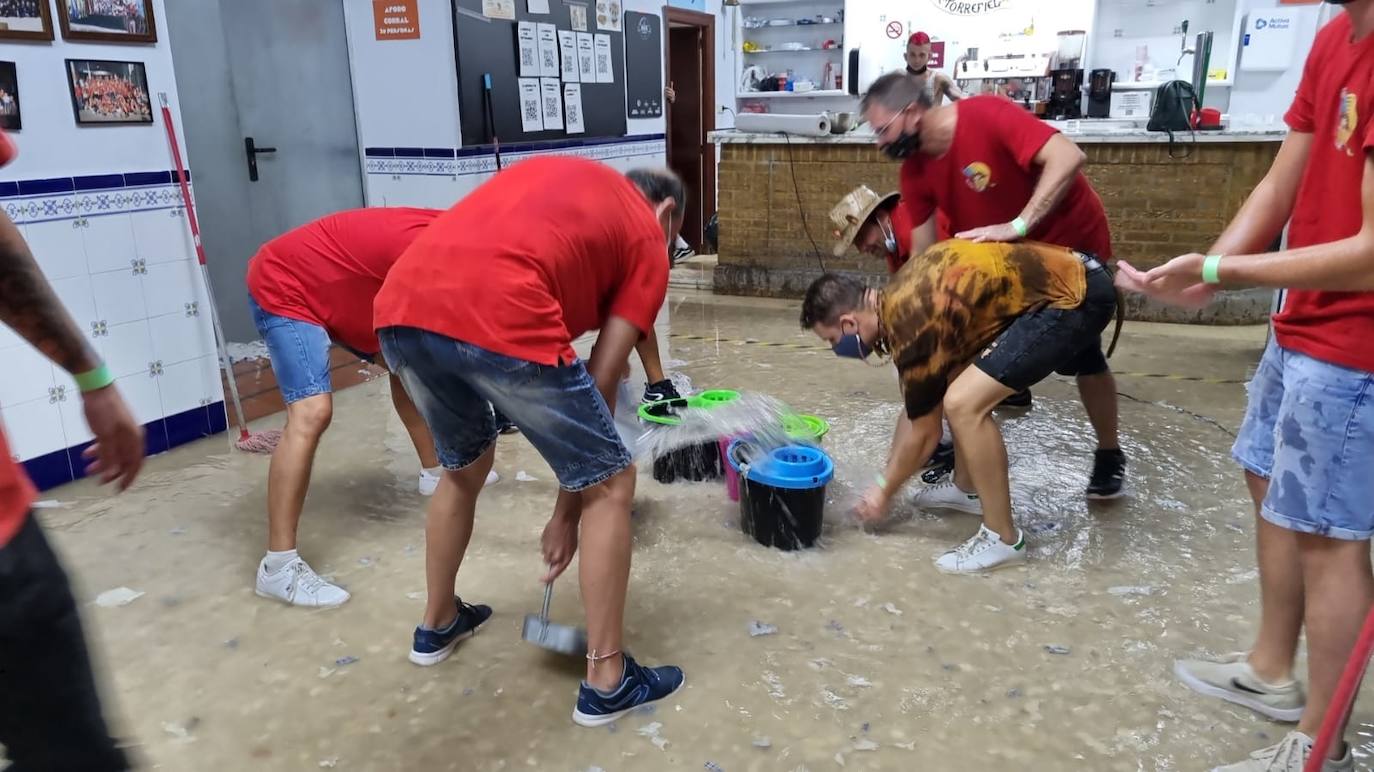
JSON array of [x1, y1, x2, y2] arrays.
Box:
[[374, 0, 420, 40], [928, 0, 1010, 15]]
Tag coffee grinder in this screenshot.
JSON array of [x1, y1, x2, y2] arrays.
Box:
[[1047, 68, 1083, 120], [1086, 68, 1113, 118]]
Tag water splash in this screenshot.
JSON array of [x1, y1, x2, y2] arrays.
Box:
[[633, 392, 798, 463]]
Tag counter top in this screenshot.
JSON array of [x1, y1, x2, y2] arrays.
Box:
[[708, 124, 1288, 145]]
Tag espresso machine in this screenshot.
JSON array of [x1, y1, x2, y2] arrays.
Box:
[[1086, 68, 1114, 118], [1046, 68, 1083, 120]]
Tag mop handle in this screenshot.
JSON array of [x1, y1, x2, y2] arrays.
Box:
[[157, 93, 252, 441], [539, 581, 553, 623], [1305, 604, 1374, 770]]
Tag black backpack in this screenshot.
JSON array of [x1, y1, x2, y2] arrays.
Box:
[[1148, 80, 1199, 158]]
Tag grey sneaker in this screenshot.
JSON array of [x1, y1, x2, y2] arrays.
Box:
[[1174, 652, 1304, 722], [1211, 731, 1353, 772]]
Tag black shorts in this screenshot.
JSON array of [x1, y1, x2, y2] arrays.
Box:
[[0, 515, 130, 771], [974, 257, 1117, 392]]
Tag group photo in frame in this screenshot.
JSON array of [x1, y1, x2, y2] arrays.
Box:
[[0, 0, 55, 41], [58, 0, 156, 43], [65, 58, 153, 125]]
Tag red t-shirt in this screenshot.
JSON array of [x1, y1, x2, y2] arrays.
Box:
[[884, 201, 950, 274], [1272, 12, 1374, 373], [0, 424, 35, 547], [246, 207, 440, 355], [373, 156, 669, 366], [899, 95, 1112, 258]]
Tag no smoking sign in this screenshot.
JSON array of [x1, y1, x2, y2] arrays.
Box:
[[885, 20, 903, 39]]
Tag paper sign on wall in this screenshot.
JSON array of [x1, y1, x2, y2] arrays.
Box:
[[483, 0, 515, 20], [595, 0, 621, 31], [576, 33, 595, 82], [536, 23, 560, 77], [593, 33, 613, 83], [568, 2, 589, 31], [540, 77, 564, 130], [564, 83, 585, 134], [373, 0, 420, 40], [528, 0, 550, 13], [518, 78, 544, 131], [517, 21, 539, 77], [558, 30, 580, 81]]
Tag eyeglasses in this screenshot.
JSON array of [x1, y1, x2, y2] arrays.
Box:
[[873, 102, 914, 138]]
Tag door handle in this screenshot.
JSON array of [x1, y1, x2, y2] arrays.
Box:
[[244, 136, 277, 182]]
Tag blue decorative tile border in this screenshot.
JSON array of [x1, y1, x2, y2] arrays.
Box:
[[21, 400, 227, 492], [364, 134, 667, 177], [0, 169, 193, 226]]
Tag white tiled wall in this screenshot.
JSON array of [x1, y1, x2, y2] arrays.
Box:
[[1, 185, 222, 464]]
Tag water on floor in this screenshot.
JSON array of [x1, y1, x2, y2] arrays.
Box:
[[28, 292, 1369, 771]]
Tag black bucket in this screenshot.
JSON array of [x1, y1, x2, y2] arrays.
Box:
[[651, 441, 723, 483], [727, 441, 835, 551]]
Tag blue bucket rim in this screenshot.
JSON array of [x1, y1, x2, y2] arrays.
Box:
[[727, 439, 834, 490]]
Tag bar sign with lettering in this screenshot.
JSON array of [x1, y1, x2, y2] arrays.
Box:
[[374, 0, 421, 40]]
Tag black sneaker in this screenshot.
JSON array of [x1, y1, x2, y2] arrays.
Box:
[[920, 440, 955, 484], [408, 597, 493, 666], [998, 389, 1033, 409], [1086, 449, 1127, 500], [492, 407, 520, 435]]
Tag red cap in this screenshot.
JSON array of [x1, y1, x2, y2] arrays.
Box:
[[908, 31, 930, 46]]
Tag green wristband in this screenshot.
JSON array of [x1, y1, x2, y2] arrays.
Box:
[[73, 363, 114, 393], [874, 472, 888, 493], [1010, 217, 1029, 238], [1201, 254, 1224, 285]]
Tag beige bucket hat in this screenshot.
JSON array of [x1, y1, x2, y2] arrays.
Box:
[[829, 185, 900, 257]]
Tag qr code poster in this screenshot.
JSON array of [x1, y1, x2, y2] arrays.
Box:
[[518, 77, 543, 132], [540, 77, 563, 130], [564, 83, 585, 134]]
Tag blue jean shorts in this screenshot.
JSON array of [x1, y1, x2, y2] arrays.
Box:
[[378, 326, 632, 492], [249, 296, 336, 404], [1233, 341, 1374, 541]]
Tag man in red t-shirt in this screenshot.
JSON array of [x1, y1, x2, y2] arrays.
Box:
[[1118, 6, 1374, 768], [0, 206, 145, 770], [373, 157, 687, 725], [245, 207, 485, 610], [859, 71, 1126, 507]]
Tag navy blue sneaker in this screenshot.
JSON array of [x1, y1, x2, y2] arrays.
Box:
[[572, 654, 685, 727], [408, 597, 492, 666]]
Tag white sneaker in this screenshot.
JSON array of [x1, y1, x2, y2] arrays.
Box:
[[255, 557, 350, 608], [934, 525, 1026, 573], [1173, 652, 1305, 722], [910, 480, 984, 515], [418, 468, 500, 496], [1211, 731, 1353, 772]]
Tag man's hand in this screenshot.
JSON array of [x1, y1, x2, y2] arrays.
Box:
[[665, 83, 676, 104], [540, 513, 579, 583], [1115, 259, 1217, 309], [955, 221, 1022, 243], [80, 386, 144, 491], [852, 485, 891, 524]]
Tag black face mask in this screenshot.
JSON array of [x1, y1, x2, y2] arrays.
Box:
[[882, 129, 921, 160], [907, 64, 929, 76]]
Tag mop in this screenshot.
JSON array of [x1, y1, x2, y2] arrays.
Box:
[[157, 93, 279, 453]]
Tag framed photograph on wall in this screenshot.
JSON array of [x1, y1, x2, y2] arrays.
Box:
[[65, 59, 153, 125], [0, 61, 20, 130], [0, 0, 55, 41], [58, 0, 156, 44]]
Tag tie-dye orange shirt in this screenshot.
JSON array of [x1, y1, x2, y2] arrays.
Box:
[[880, 239, 1086, 419]]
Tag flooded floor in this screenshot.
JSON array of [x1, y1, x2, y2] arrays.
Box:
[[25, 291, 1370, 771]]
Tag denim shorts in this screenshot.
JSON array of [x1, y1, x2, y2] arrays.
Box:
[[974, 257, 1117, 392], [1232, 341, 1374, 541], [249, 296, 335, 404], [378, 326, 632, 491]]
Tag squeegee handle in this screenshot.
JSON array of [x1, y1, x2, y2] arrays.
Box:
[[540, 580, 554, 623]]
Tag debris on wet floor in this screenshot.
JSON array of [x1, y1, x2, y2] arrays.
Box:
[[747, 620, 777, 637], [94, 587, 144, 607]]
